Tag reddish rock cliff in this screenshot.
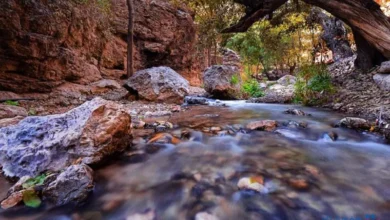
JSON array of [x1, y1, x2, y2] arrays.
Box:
[[0, 0, 199, 94]]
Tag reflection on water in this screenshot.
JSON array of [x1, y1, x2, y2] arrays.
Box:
[[1, 101, 390, 219]]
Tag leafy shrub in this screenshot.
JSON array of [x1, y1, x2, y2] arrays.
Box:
[[294, 64, 334, 105], [230, 75, 239, 85], [242, 79, 264, 98], [4, 100, 19, 106]]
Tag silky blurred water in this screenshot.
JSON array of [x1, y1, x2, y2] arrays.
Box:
[[1, 101, 389, 220]]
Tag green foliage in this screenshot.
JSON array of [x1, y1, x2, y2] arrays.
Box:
[[230, 75, 239, 85], [19, 174, 47, 208], [22, 190, 41, 208], [242, 79, 264, 98], [294, 64, 334, 105], [172, 0, 243, 52], [226, 1, 323, 75], [4, 100, 19, 106], [22, 174, 47, 189]]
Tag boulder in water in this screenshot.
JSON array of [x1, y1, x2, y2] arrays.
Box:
[[185, 97, 209, 105], [284, 109, 309, 116], [339, 117, 371, 130], [203, 65, 241, 100], [124, 67, 190, 104], [246, 120, 277, 131], [0, 97, 132, 178]]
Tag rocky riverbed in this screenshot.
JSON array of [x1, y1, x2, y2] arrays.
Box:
[[0, 98, 389, 219]]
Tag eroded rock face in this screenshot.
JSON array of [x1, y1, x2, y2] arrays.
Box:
[[203, 65, 241, 100], [0, 0, 198, 93], [0, 98, 132, 178], [43, 164, 94, 206], [0, 105, 28, 119], [124, 67, 190, 104]]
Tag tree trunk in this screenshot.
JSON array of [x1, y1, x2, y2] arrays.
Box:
[[353, 29, 387, 71], [308, 8, 354, 62], [224, 0, 390, 70], [126, 0, 134, 78], [304, 0, 390, 61]]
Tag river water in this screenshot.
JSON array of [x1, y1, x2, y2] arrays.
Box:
[[1, 101, 390, 220]]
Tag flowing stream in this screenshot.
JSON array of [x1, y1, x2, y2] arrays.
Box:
[[1, 101, 390, 220]]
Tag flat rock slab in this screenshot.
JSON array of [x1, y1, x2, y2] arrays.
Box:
[[0, 98, 132, 178]]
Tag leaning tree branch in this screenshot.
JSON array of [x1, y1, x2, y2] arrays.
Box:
[[222, 0, 288, 33]]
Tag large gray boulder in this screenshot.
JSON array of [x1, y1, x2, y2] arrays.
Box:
[[203, 65, 241, 99], [277, 75, 296, 86], [249, 81, 295, 104], [124, 67, 190, 104], [0, 98, 132, 178], [43, 164, 94, 206], [378, 61, 390, 73], [373, 73, 390, 91]]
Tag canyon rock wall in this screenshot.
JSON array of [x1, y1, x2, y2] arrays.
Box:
[[0, 0, 199, 94]]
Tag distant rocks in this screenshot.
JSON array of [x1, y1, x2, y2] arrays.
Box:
[[124, 67, 190, 104], [249, 75, 296, 104], [0, 97, 132, 178], [203, 65, 241, 100], [265, 69, 290, 81], [284, 109, 309, 116], [277, 75, 297, 86]]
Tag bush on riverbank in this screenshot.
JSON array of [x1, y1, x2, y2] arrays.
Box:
[[242, 79, 265, 98], [294, 64, 334, 105]]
